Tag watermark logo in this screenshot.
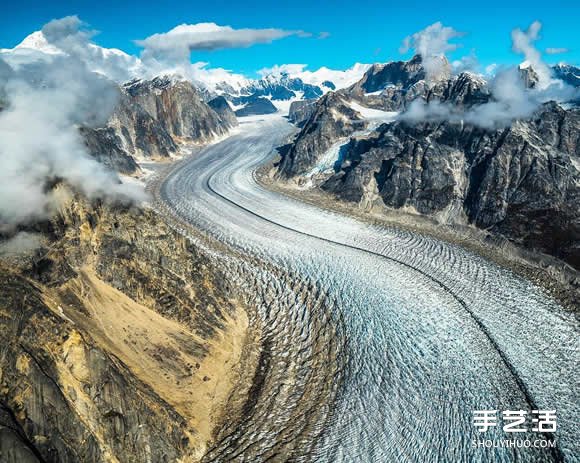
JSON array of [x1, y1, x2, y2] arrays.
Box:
[[472, 410, 557, 449]]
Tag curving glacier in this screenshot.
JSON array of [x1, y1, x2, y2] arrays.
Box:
[[158, 114, 579, 462]]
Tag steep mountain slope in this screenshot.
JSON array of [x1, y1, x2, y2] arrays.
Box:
[[240, 73, 324, 100], [552, 64, 580, 88], [230, 95, 278, 116], [0, 191, 256, 462], [288, 99, 318, 126], [279, 92, 367, 175], [207, 95, 238, 128], [123, 76, 234, 143], [279, 56, 491, 178], [80, 76, 238, 174]]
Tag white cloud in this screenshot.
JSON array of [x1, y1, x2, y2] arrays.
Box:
[[1, 17, 143, 83], [258, 63, 308, 77], [484, 63, 498, 76], [451, 52, 479, 74], [401, 64, 578, 129], [0, 19, 145, 231], [400, 22, 463, 82], [511, 21, 551, 88], [189, 61, 248, 89], [136, 22, 301, 64], [400, 68, 537, 129], [0, 232, 42, 255], [400, 20, 578, 129], [545, 47, 569, 55]]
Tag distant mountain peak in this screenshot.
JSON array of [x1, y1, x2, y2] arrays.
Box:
[[12, 31, 61, 54]]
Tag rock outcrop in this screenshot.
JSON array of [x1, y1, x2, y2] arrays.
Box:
[[123, 76, 235, 143], [0, 192, 255, 462], [280, 57, 490, 178], [348, 55, 426, 95], [288, 99, 317, 127], [321, 102, 580, 268], [106, 89, 178, 160], [218, 72, 329, 116], [79, 126, 140, 175], [208, 96, 238, 128], [279, 92, 367, 176], [232, 95, 278, 116], [552, 64, 580, 88], [240, 73, 323, 101]]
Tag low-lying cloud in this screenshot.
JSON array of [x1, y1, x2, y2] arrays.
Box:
[[0, 231, 42, 255], [401, 21, 579, 129], [0, 17, 145, 232], [401, 68, 538, 129]]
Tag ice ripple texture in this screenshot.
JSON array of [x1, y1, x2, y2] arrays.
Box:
[[158, 115, 579, 462]]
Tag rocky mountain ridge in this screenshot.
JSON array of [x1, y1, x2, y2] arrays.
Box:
[[277, 56, 580, 269], [218, 72, 331, 116], [83, 75, 238, 175]]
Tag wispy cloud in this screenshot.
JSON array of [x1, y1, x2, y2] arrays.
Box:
[[545, 47, 569, 55], [400, 22, 464, 82], [511, 20, 551, 88], [400, 21, 578, 129], [136, 22, 304, 64], [0, 17, 145, 232]]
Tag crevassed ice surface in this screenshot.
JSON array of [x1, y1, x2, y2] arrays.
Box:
[[159, 115, 579, 462]]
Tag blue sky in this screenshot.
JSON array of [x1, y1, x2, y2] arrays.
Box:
[[1, 0, 578, 76]]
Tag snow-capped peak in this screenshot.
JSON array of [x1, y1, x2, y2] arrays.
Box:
[[12, 31, 62, 54], [257, 63, 371, 91]]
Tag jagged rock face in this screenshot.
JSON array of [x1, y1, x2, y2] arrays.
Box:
[[0, 195, 254, 462], [80, 126, 140, 175], [81, 76, 237, 170], [233, 95, 278, 116], [288, 99, 317, 127], [348, 55, 425, 95], [428, 72, 490, 106], [208, 96, 238, 128], [279, 55, 580, 267], [0, 279, 193, 463], [107, 90, 177, 159], [552, 64, 580, 88], [519, 65, 540, 89], [356, 69, 490, 112], [123, 76, 233, 143], [218, 73, 328, 116], [279, 92, 367, 177], [322, 103, 580, 268], [280, 66, 491, 178]]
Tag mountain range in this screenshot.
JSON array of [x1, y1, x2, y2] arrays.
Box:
[[0, 30, 369, 116], [2, 29, 579, 270], [278, 55, 580, 269]]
